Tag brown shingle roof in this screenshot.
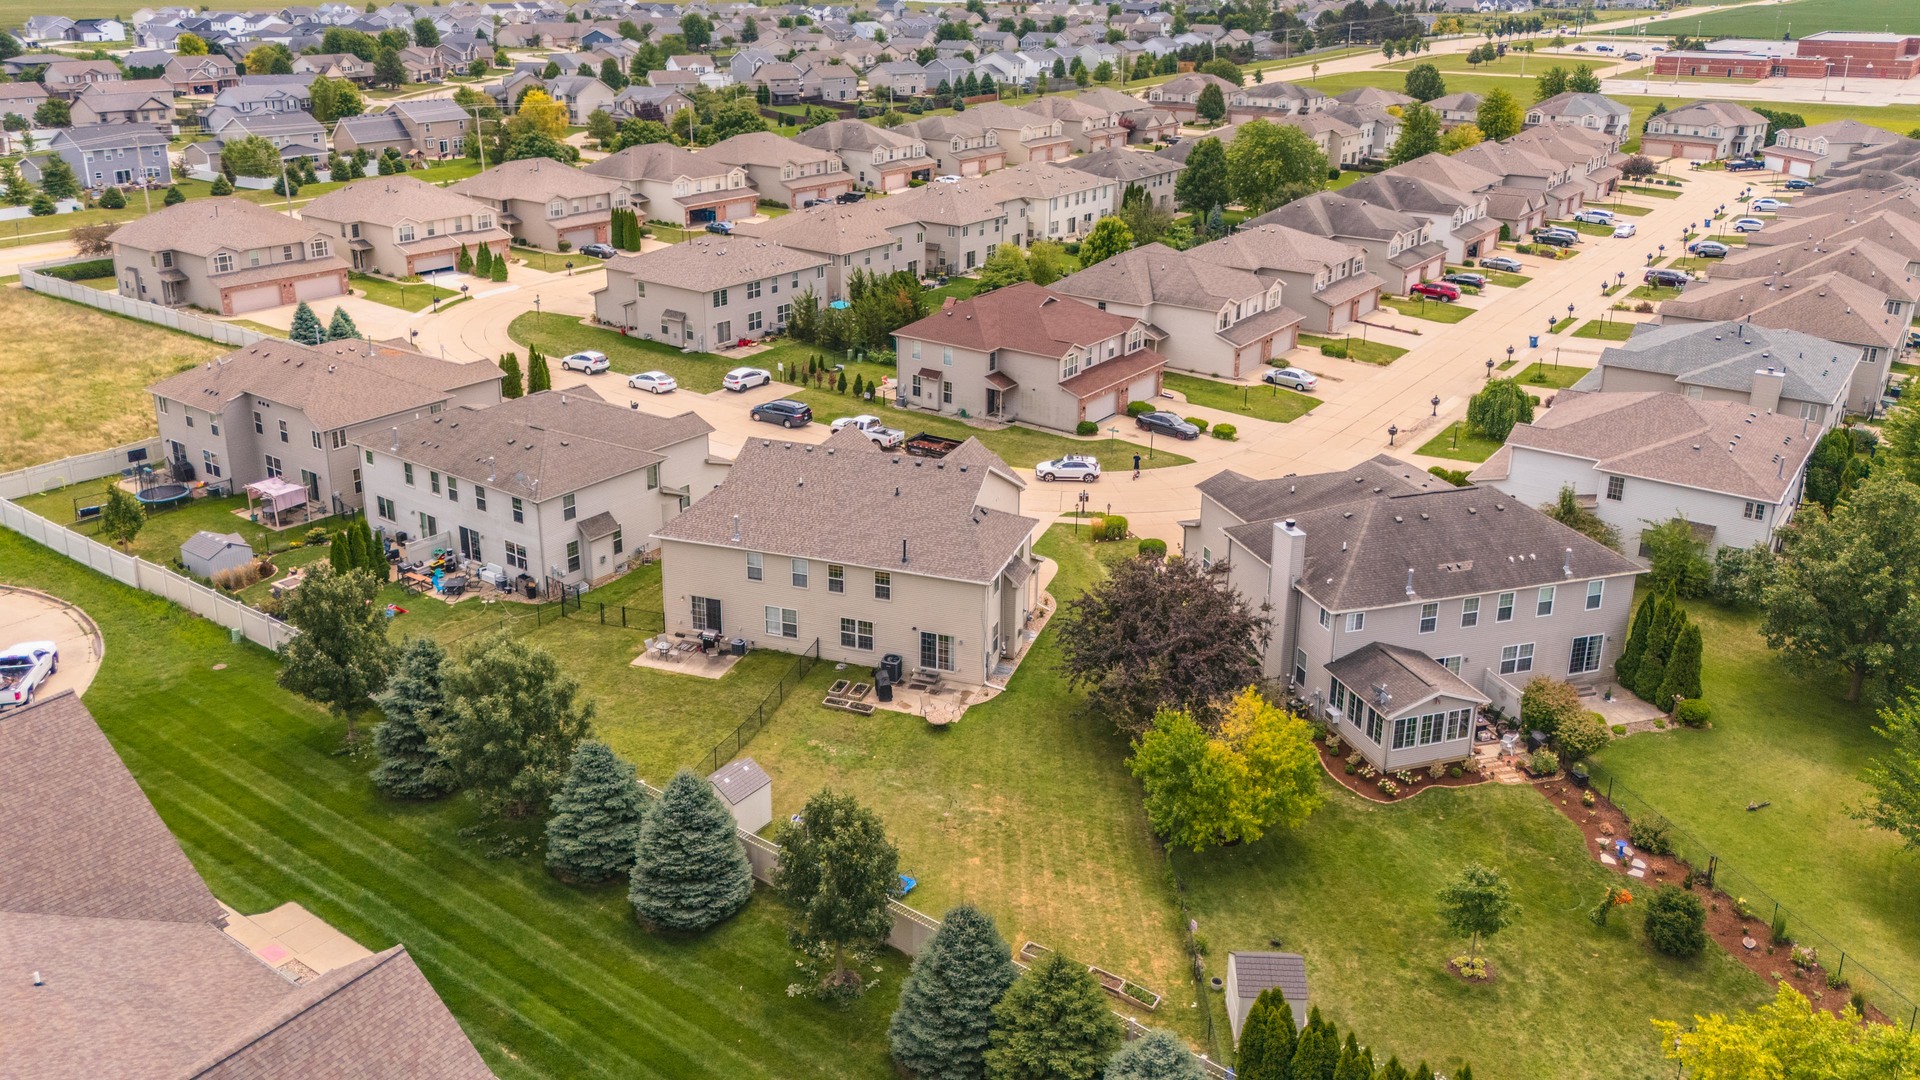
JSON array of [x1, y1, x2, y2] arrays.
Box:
[[149, 339, 500, 431], [897, 281, 1139, 357], [1326, 641, 1489, 714], [602, 235, 829, 291], [1052, 242, 1265, 311], [1657, 272, 1906, 350], [108, 198, 327, 259], [300, 175, 496, 228], [449, 157, 627, 202]]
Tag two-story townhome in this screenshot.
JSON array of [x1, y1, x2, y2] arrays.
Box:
[[449, 157, 628, 251], [965, 102, 1075, 165], [292, 52, 375, 83], [884, 178, 1016, 275], [1344, 172, 1501, 264], [986, 161, 1118, 245], [183, 110, 330, 178], [655, 428, 1042, 685], [1070, 86, 1180, 145], [22, 124, 172, 190], [893, 283, 1166, 430], [333, 98, 472, 159], [798, 58, 859, 101], [147, 337, 501, 511], [1051, 242, 1303, 379], [1061, 146, 1184, 209], [1713, 237, 1920, 323], [300, 176, 511, 277], [43, 59, 122, 100], [1426, 92, 1483, 129], [1525, 91, 1632, 141], [868, 60, 929, 97], [359, 387, 720, 587], [1440, 141, 1585, 220], [611, 84, 693, 124], [593, 235, 829, 349], [702, 130, 850, 208], [1322, 101, 1400, 163], [1470, 391, 1820, 556], [794, 120, 934, 193], [1225, 79, 1329, 119], [585, 142, 758, 227], [1505, 123, 1625, 203], [1766, 120, 1914, 179], [209, 79, 312, 117], [1020, 95, 1128, 153], [70, 82, 175, 129], [1569, 320, 1860, 429], [733, 201, 926, 296], [1388, 151, 1549, 243], [540, 74, 617, 125], [1641, 100, 1770, 161], [110, 197, 349, 315], [1247, 192, 1443, 297], [900, 114, 1008, 177], [1186, 456, 1642, 770], [0, 80, 50, 122], [1190, 223, 1383, 334], [1141, 71, 1235, 121]]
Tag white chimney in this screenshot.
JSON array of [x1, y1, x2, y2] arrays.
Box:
[[1269, 518, 1308, 684], [1750, 366, 1785, 415]]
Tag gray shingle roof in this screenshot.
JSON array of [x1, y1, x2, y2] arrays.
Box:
[[1245, 191, 1424, 244], [709, 757, 772, 804], [586, 141, 741, 183], [450, 157, 627, 202], [604, 235, 828, 291], [110, 197, 326, 258], [1051, 241, 1264, 311], [1059, 146, 1183, 184], [1656, 272, 1906, 350], [1714, 237, 1920, 303], [703, 129, 839, 169], [334, 111, 409, 143], [181, 530, 252, 561], [1326, 641, 1489, 714], [301, 175, 498, 229], [1230, 951, 1308, 1016], [1592, 319, 1860, 408]]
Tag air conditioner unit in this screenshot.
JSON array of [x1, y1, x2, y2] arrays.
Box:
[[1324, 707, 1345, 724]]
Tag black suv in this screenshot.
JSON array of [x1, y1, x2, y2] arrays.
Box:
[[750, 399, 813, 428], [836, 191, 867, 204], [1645, 268, 1691, 289]]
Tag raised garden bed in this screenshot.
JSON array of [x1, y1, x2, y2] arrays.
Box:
[[1017, 942, 1161, 1010]]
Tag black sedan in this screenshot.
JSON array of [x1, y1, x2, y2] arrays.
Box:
[[1135, 410, 1200, 440]]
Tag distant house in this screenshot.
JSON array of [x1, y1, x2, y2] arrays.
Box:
[[1020, 95, 1128, 153], [964, 102, 1075, 165], [1226, 952, 1308, 1041], [1642, 100, 1770, 161], [22, 124, 171, 189], [292, 52, 375, 83], [584, 142, 758, 227], [1061, 146, 1183, 209], [900, 114, 1007, 177], [1525, 91, 1632, 141], [69, 85, 174, 130], [593, 236, 828, 347], [185, 110, 328, 177], [1764, 119, 1913, 178], [109, 197, 348, 315], [703, 131, 851, 208], [610, 85, 692, 123], [793, 119, 933, 193], [1246, 193, 1440, 299], [1569, 320, 1859, 428], [165, 54, 241, 96], [1141, 71, 1235, 120], [540, 74, 617, 125], [332, 98, 471, 159], [300, 176, 511, 277], [42, 59, 123, 101], [449, 157, 630, 251]]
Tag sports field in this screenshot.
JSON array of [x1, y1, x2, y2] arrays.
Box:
[[1644, 0, 1920, 39]]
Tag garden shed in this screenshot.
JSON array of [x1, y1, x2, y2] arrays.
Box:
[[180, 530, 255, 580], [1225, 951, 1309, 1041], [708, 757, 773, 835]]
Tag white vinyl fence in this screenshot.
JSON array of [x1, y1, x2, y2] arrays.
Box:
[[21, 260, 269, 348]]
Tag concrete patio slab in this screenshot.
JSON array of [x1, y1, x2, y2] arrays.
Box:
[[220, 900, 373, 981]]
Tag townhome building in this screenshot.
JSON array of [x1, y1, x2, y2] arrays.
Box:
[[1502, 124, 1625, 203], [732, 201, 926, 296], [358, 388, 721, 587], [1248, 191, 1444, 296], [884, 178, 1016, 275], [654, 428, 1043, 686], [1276, 110, 1369, 169], [893, 283, 1166, 430], [1440, 140, 1586, 219], [0, 80, 50, 120], [540, 73, 617, 124], [1570, 320, 1860, 429], [22, 123, 172, 189], [1051, 242, 1302, 379], [986, 160, 1118, 245], [799, 58, 860, 101], [901, 114, 1008, 177], [1190, 222, 1385, 334], [593, 235, 829, 349], [965, 102, 1076, 165], [1388, 151, 1548, 242], [1323, 100, 1400, 163], [1020, 94, 1128, 153], [1141, 71, 1235, 120], [1060, 146, 1183, 209], [868, 59, 930, 97], [42, 59, 122, 100], [1713, 237, 1920, 321], [1072, 87, 1181, 145], [183, 110, 329, 178], [1525, 91, 1632, 141], [611, 84, 693, 123], [585, 142, 758, 227], [702, 130, 851, 208], [449, 157, 628, 251], [794, 119, 934, 193], [70, 81, 174, 129], [1225, 79, 1328, 118], [1343, 172, 1501, 263], [300, 176, 511, 277], [147, 337, 501, 510], [110, 196, 349, 315], [1426, 91, 1483, 129], [208, 78, 313, 119], [1765, 119, 1915, 179], [292, 51, 375, 82], [1185, 456, 1642, 771], [333, 98, 471, 159], [1641, 100, 1770, 161], [1470, 391, 1820, 555]]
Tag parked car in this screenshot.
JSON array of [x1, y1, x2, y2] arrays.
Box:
[[0, 641, 57, 709], [1479, 255, 1524, 273], [1650, 45, 1666, 52], [1264, 366, 1319, 391], [1535, 231, 1577, 249], [1572, 209, 1615, 225], [704, 220, 734, 234], [835, 191, 867, 204], [1732, 217, 1766, 233], [1612, 222, 1638, 239], [1443, 272, 1488, 289], [830, 413, 904, 448], [1410, 281, 1459, 301], [723, 366, 772, 391], [935, 174, 962, 183], [1908, 328, 1920, 348], [627, 370, 678, 393], [1688, 240, 1731, 258], [1750, 197, 1788, 212], [1136, 411, 1200, 440], [1624, 52, 1644, 61], [750, 399, 813, 427], [1645, 268, 1692, 288], [1035, 454, 1102, 482], [1725, 159, 1765, 172], [579, 242, 617, 259], [560, 350, 610, 374], [1535, 226, 1581, 243], [1784, 178, 1813, 190]]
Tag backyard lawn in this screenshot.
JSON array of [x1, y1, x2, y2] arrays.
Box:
[[1299, 333, 1408, 366], [788, 389, 1195, 472], [351, 271, 457, 312], [1163, 372, 1319, 425], [0, 288, 223, 472], [926, 275, 983, 304], [1415, 421, 1503, 463], [1383, 295, 1475, 324], [0, 528, 905, 1080]]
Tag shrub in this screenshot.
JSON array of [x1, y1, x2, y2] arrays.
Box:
[[1185, 416, 1209, 432], [97, 186, 125, 209], [1446, 763, 1463, 779], [1628, 815, 1674, 856], [1826, 970, 1849, 990], [1644, 885, 1707, 957], [1126, 400, 1155, 417], [1555, 711, 1610, 762], [1771, 910, 1790, 946], [1451, 954, 1488, 979], [1344, 763, 1356, 775], [1098, 514, 1128, 541], [1528, 749, 1559, 776], [1581, 789, 1596, 807], [1075, 420, 1099, 436], [1611, 724, 1628, 736], [211, 563, 264, 590], [1318, 341, 1349, 358], [1792, 944, 1818, 971], [1520, 676, 1584, 739], [1212, 423, 1237, 440], [41, 257, 114, 281], [1378, 778, 1399, 797], [1428, 465, 1471, 487], [1428, 762, 1446, 780], [1674, 699, 1711, 727], [304, 526, 332, 546], [1138, 538, 1167, 557]]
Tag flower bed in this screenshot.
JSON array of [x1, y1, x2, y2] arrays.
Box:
[[1313, 734, 1486, 803]]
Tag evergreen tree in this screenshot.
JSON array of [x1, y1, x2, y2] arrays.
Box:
[[491, 253, 507, 282], [1104, 1029, 1204, 1080], [371, 636, 457, 799], [629, 768, 753, 931], [544, 740, 648, 883], [359, 519, 385, 575], [457, 242, 473, 273], [38, 154, 78, 200], [289, 301, 326, 344], [1654, 622, 1703, 712], [211, 174, 235, 195], [97, 186, 125, 209], [1377, 1057, 1411, 1080], [329, 529, 352, 574], [1288, 1019, 1338, 1080], [499, 352, 524, 398], [326, 305, 360, 341], [475, 240, 493, 276], [1616, 595, 1655, 688], [526, 346, 552, 393], [163, 184, 185, 206], [1634, 598, 1680, 703], [1234, 991, 1296, 1080], [888, 904, 1018, 1079], [1333, 1033, 1374, 1080], [983, 952, 1123, 1080]]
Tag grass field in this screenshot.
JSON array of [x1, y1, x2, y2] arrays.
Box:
[[0, 528, 906, 1079], [0, 288, 223, 472], [1163, 371, 1320, 425], [1644, 0, 1920, 38], [1415, 420, 1503, 463], [1515, 360, 1595, 386], [1298, 333, 1409, 366], [1383, 295, 1476, 324], [1451, 265, 1532, 289]]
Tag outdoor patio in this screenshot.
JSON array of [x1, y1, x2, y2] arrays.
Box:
[[631, 633, 745, 679], [220, 900, 372, 984]]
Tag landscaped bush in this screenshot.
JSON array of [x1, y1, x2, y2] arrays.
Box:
[[1097, 515, 1128, 541], [211, 562, 266, 591], [1138, 538, 1167, 558], [303, 526, 331, 546], [1075, 420, 1099, 436], [1427, 465, 1471, 487], [1644, 885, 1707, 958], [1125, 400, 1155, 417], [1628, 815, 1674, 856], [1527, 749, 1559, 777], [1211, 423, 1236, 440], [1611, 724, 1627, 736], [1446, 763, 1463, 779], [1771, 910, 1790, 946], [1555, 711, 1610, 762], [1184, 416, 1208, 432], [1318, 341, 1349, 358], [41, 257, 114, 281], [1674, 699, 1712, 728], [1520, 676, 1583, 739]]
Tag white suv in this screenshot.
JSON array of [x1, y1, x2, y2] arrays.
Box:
[[560, 350, 609, 374], [723, 366, 772, 391]]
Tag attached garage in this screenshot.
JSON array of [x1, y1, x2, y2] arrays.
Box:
[[409, 251, 457, 275], [561, 224, 601, 250], [293, 273, 345, 302], [225, 283, 284, 314], [1082, 389, 1119, 422]]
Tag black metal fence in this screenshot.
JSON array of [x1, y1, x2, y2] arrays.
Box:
[[692, 637, 821, 776], [556, 590, 665, 633], [1586, 760, 1920, 1032]]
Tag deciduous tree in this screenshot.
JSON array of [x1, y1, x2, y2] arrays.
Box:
[[1853, 696, 1920, 854], [1439, 122, 1484, 154], [221, 133, 282, 178], [628, 767, 753, 930], [37, 154, 79, 200], [1567, 64, 1601, 93], [1534, 65, 1568, 102], [1541, 484, 1620, 550], [889, 904, 1019, 1079], [99, 484, 145, 550], [773, 789, 900, 997], [984, 952, 1123, 1080], [1473, 87, 1523, 142], [371, 636, 456, 798], [1228, 119, 1329, 212], [1656, 982, 1920, 1079], [277, 567, 393, 741], [544, 740, 647, 882], [176, 31, 208, 54], [1403, 62, 1445, 102], [1464, 376, 1533, 440], [1641, 516, 1711, 598], [374, 45, 407, 87], [1195, 82, 1226, 123], [434, 633, 595, 819], [1079, 215, 1135, 266], [1174, 137, 1230, 215], [1437, 863, 1517, 963], [1129, 688, 1323, 853], [976, 243, 1031, 292], [1389, 102, 1441, 165]]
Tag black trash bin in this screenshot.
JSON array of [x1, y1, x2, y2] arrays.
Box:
[[874, 667, 894, 703], [881, 653, 904, 684], [731, 637, 747, 657]]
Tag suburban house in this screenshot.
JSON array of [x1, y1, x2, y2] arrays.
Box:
[[611, 84, 693, 124], [109, 197, 349, 315], [1713, 237, 1920, 323], [653, 427, 1044, 687], [964, 102, 1076, 165], [1191, 223, 1385, 334], [1343, 172, 1501, 263], [1061, 147, 1184, 210], [1641, 100, 1770, 161], [1226, 79, 1329, 119], [184, 110, 329, 177], [540, 73, 618, 125], [147, 337, 501, 511], [333, 98, 472, 159], [901, 114, 1008, 177], [1141, 71, 1236, 120], [1388, 151, 1550, 242], [300, 176, 511, 277], [1765, 120, 1916, 178], [892, 282, 1165, 431], [21, 124, 172, 189], [164, 53, 241, 95], [3, 692, 493, 1079], [731, 201, 926, 296], [593, 235, 829, 349], [1185, 456, 1642, 769], [0, 80, 51, 120], [1072, 86, 1181, 145], [702, 131, 851, 208], [1427, 91, 1484, 129], [69, 84, 174, 129], [884, 178, 1016, 275], [1470, 391, 1820, 555], [1525, 91, 1632, 141], [1323, 101, 1401, 163], [867, 60, 929, 97], [293, 51, 376, 83], [1570, 320, 1860, 429], [793, 119, 935, 193], [358, 388, 721, 586], [42, 58, 122, 100], [209, 80, 311, 119], [1247, 192, 1444, 297], [1051, 242, 1303, 379], [986, 161, 1119, 245], [1020, 95, 1128, 153], [584, 142, 758, 227], [449, 157, 629, 251]]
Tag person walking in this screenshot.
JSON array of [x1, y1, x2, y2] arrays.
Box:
[[1132, 453, 1142, 479]]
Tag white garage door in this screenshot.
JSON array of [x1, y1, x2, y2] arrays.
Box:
[[293, 274, 342, 302], [1083, 390, 1119, 423], [227, 284, 282, 314], [413, 253, 456, 274], [562, 226, 598, 250]]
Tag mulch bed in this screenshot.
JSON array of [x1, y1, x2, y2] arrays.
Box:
[[1446, 958, 1497, 986], [1313, 737, 1487, 804], [1534, 779, 1886, 1022]]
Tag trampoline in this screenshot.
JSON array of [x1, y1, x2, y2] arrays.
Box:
[[135, 483, 192, 509]]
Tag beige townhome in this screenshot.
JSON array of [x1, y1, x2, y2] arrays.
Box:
[[585, 142, 758, 228], [1569, 320, 1858, 430], [794, 119, 935, 193], [300, 176, 512, 277], [900, 114, 1008, 177], [702, 131, 851, 208], [148, 338, 501, 511], [1020, 95, 1128, 153], [1186, 456, 1641, 772], [986, 161, 1118, 245], [593, 235, 829, 349], [883, 178, 1016, 275], [358, 387, 722, 590], [110, 197, 349, 315], [449, 157, 629, 252], [965, 102, 1075, 165], [654, 427, 1043, 687], [1051, 242, 1303, 379], [731, 201, 925, 296], [893, 282, 1166, 430]]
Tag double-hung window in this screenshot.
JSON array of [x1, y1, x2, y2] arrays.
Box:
[[766, 606, 798, 638], [1586, 580, 1604, 610], [746, 552, 763, 581], [1461, 597, 1480, 627], [1344, 612, 1365, 632], [566, 540, 581, 573], [839, 618, 873, 650], [1536, 586, 1555, 617], [1499, 643, 1535, 676], [827, 564, 844, 593], [474, 486, 486, 511], [562, 493, 575, 521], [874, 570, 891, 600], [1496, 591, 1515, 622], [791, 559, 808, 588], [1418, 603, 1437, 634], [511, 497, 524, 523]]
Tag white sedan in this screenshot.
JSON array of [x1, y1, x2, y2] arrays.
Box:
[[1750, 197, 1788, 212], [723, 367, 772, 391], [627, 370, 678, 393], [560, 350, 610, 374], [1612, 222, 1637, 239], [1264, 367, 1319, 391], [1035, 455, 1102, 482]]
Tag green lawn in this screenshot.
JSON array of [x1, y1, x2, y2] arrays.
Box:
[[0, 528, 905, 1079], [10, 483, 345, 571], [787, 389, 1193, 471], [1415, 421, 1503, 463], [1619, 184, 1685, 200], [350, 271, 458, 312], [1595, 599, 1920, 1023], [1570, 319, 1634, 342], [1548, 317, 1577, 334], [511, 246, 604, 274], [926, 275, 983, 304], [1628, 284, 1684, 302], [1644, 0, 1920, 37], [1176, 784, 1769, 1079], [1382, 295, 1475, 324], [1163, 371, 1319, 425], [1451, 265, 1531, 289], [508, 312, 741, 391], [1515, 360, 1595, 387], [1298, 333, 1408, 366], [1416, 51, 1572, 77], [1553, 219, 1617, 238]]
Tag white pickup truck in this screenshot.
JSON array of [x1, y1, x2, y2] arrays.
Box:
[[0, 641, 58, 709], [830, 414, 905, 449]]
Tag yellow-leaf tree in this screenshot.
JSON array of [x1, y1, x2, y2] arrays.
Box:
[[1654, 982, 1920, 1079], [1128, 687, 1324, 853]]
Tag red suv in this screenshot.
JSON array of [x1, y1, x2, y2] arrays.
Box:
[[1410, 281, 1460, 302]]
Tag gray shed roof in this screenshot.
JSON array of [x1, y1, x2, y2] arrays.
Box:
[[1230, 951, 1309, 1025], [709, 757, 772, 805], [181, 530, 252, 561]]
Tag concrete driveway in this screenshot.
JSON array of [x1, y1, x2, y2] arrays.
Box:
[[0, 585, 102, 702]]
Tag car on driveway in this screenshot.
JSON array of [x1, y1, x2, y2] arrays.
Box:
[[1732, 217, 1766, 232], [1443, 272, 1488, 289], [835, 191, 867, 204], [830, 414, 904, 448], [580, 243, 617, 259], [1035, 455, 1102, 482], [1784, 178, 1813, 190], [1479, 255, 1524, 273], [1688, 240, 1731, 258], [1410, 281, 1460, 301], [704, 220, 734, 234], [0, 641, 57, 709], [1264, 366, 1319, 391], [560, 350, 610, 374], [936, 174, 962, 183], [1612, 222, 1637, 238], [1535, 226, 1581, 244], [1750, 197, 1788, 212], [1136, 411, 1200, 439], [1572, 209, 1615, 225], [723, 366, 771, 391], [1726, 159, 1765, 172], [1645, 268, 1692, 289], [750, 399, 813, 427], [627, 370, 677, 393]]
